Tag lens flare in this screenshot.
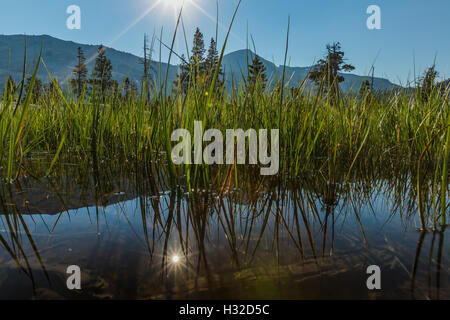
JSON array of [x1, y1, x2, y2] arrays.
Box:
[[164, 0, 185, 10]]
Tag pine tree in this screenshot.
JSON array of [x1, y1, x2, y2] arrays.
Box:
[[71, 47, 88, 97], [174, 28, 207, 93], [111, 80, 119, 101], [123, 77, 138, 100], [359, 79, 371, 95], [420, 65, 438, 101], [90, 45, 113, 101], [205, 38, 224, 90], [191, 28, 205, 67], [205, 38, 219, 72], [247, 54, 267, 91], [309, 42, 354, 100], [191, 28, 206, 81], [44, 79, 58, 96], [24, 76, 43, 103]]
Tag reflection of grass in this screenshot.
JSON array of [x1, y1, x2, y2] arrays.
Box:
[[0, 169, 447, 299], [0, 185, 51, 293], [1, 70, 447, 223]]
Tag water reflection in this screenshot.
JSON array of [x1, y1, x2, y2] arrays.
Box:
[[0, 164, 448, 299]]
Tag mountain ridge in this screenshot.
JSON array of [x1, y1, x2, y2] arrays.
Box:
[[0, 34, 400, 93]]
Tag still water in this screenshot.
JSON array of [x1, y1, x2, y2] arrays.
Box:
[[0, 166, 448, 300]]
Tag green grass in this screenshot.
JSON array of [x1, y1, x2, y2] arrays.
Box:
[[1, 67, 448, 219]]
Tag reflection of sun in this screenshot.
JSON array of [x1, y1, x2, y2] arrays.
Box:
[[167, 251, 187, 274]]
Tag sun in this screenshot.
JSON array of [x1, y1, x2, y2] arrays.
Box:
[[164, 0, 186, 10], [158, 0, 197, 19]]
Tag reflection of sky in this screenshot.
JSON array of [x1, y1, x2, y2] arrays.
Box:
[[1, 189, 448, 299], [7, 188, 429, 257]]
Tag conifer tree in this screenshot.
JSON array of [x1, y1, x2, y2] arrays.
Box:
[[359, 79, 371, 95], [90, 45, 113, 101], [71, 47, 88, 97], [123, 77, 138, 100], [247, 54, 267, 91], [174, 28, 207, 93], [205, 38, 219, 72], [420, 65, 438, 101], [191, 28, 206, 68], [190, 28, 206, 83], [24, 76, 43, 103], [44, 79, 58, 96], [205, 38, 224, 90], [309, 42, 354, 100]]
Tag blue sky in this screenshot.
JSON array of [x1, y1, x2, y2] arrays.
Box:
[[0, 0, 449, 85]]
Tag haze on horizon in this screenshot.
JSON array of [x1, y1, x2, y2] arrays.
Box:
[[0, 0, 449, 85]]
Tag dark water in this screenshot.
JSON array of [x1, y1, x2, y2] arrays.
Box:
[[0, 166, 448, 300]]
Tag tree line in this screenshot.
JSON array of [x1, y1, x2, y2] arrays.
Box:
[[2, 31, 447, 103], [70, 45, 138, 102]]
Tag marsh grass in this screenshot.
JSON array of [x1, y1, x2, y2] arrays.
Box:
[[0, 2, 448, 229]]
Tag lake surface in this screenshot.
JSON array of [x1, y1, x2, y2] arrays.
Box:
[[0, 164, 448, 300]]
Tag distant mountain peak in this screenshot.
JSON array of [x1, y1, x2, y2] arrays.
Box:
[[0, 34, 399, 93]]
